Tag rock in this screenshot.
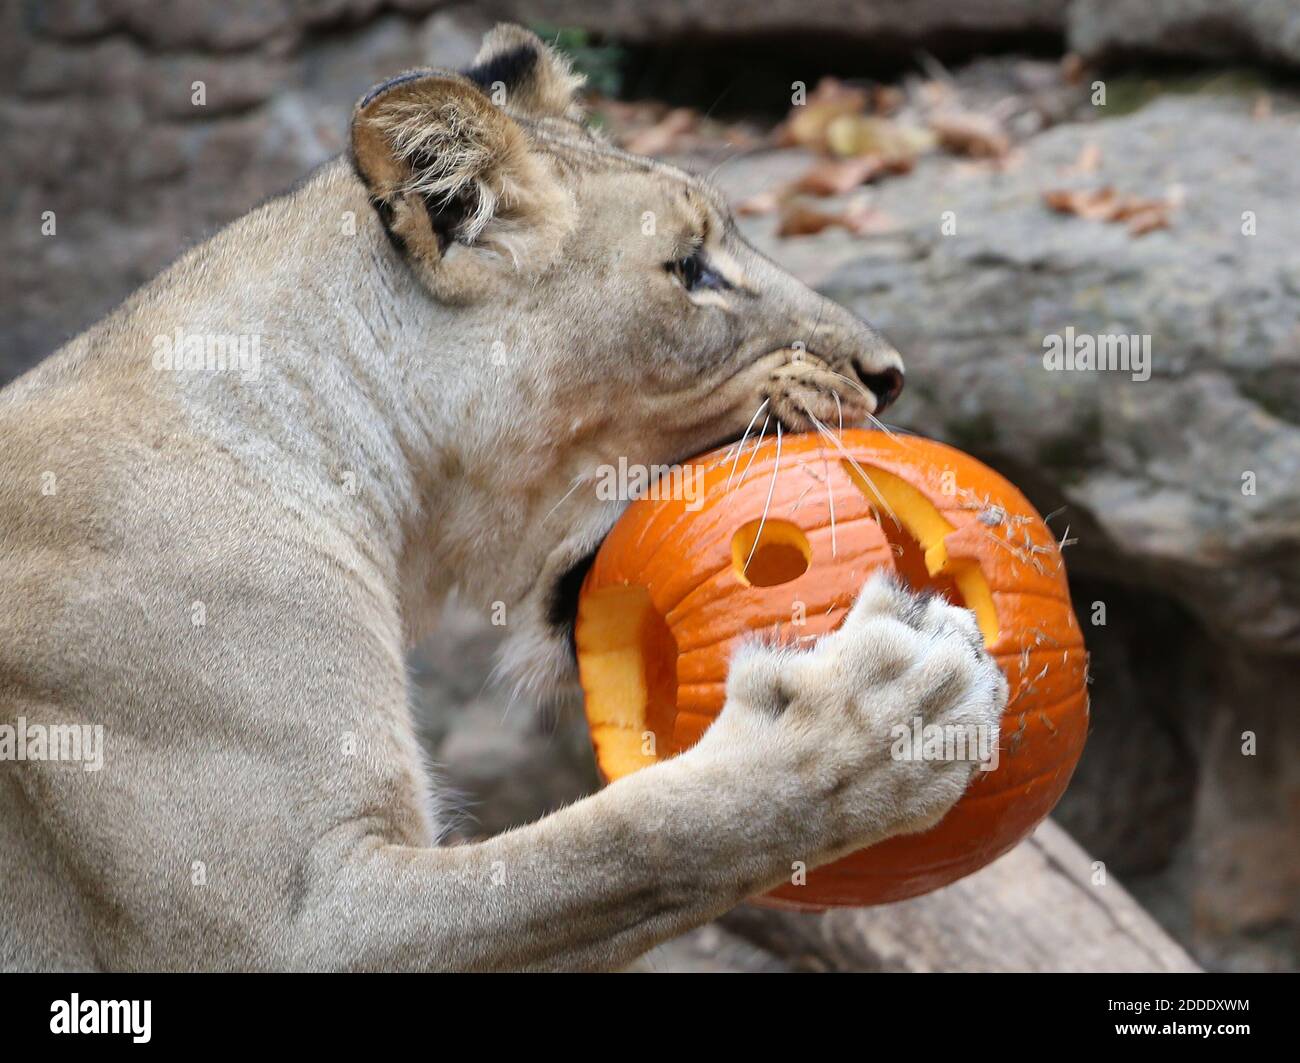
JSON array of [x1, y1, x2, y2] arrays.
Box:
[[31, 0, 299, 52], [0, 3, 494, 381], [145, 54, 288, 119], [25, 0, 118, 42], [486, 0, 1300, 72], [483, 0, 1071, 43], [695, 86, 1300, 969], [1069, 0, 1300, 72]]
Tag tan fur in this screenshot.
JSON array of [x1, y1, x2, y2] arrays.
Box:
[[0, 26, 1004, 970]]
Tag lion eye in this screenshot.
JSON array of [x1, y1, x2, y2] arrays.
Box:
[[669, 251, 728, 292]]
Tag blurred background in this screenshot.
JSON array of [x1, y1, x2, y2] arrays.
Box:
[[2, 1, 1297, 971]]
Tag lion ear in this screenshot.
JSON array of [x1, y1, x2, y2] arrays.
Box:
[[462, 23, 585, 120], [350, 69, 573, 283]]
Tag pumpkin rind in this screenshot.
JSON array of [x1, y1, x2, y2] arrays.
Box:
[[576, 430, 1088, 909]]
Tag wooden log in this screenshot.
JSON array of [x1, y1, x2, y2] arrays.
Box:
[[718, 819, 1200, 972]]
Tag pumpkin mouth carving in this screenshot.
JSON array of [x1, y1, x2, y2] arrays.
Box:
[[840, 460, 999, 646]]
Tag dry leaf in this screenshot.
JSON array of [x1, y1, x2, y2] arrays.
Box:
[[839, 199, 895, 236], [872, 85, 905, 116], [930, 109, 1011, 158], [777, 204, 839, 237], [1070, 141, 1102, 174], [623, 107, 697, 156], [1044, 186, 1173, 236], [790, 154, 892, 196], [776, 199, 893, 238], [735, 190, 782, 216], [774, 77, 869, 149], [1060, 53, 1087, 85], [1044, 186, 1119, 220], [825, 114, 934, 160], [595, 98, 667, 142], [919, 79, 956, 108], [1124, 206, 1171, 236]]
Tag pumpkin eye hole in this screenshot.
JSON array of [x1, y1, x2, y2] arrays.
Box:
[[731, 519, 811, 587]]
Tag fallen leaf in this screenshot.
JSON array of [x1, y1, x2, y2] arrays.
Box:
[[930, 109, 1011, 158], [594, 98, 667, 140], [1060, 53, 1088, 85], [1044, 186, 1120, 220], [1125, 206, 1171, 236], [1044, 186, 1173, 235], [790, 154, 893, 196], [954, 147, 1025, 177], [919, 79, 956, 108], [825, 114, 934, 160], [1070, 141, 1102, 174], [776, 199, 893, 238], [872, 85, 905, 116], [774, 76, 869, 149], [623, 107, 697, 156], [777, 203, 841, 237], [839, 199, 895, 236], [735, 190, 783, 216]]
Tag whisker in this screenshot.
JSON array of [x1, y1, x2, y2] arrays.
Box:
[[818, 430, 837, 558], [814, 369, 911, 446], [870, 419, 923, 438], [866, 410, 907, 443], [730, 415, 770, 496], [542, 470, 590, 524], [823, 372, 907, 447], [743, 420, 782, 576], [825, 368, 876, 408], [804, 405, 901, 529], [725, 398, 770, 491]]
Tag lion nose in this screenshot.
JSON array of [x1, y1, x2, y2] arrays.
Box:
[[860, 365, 904, 413]]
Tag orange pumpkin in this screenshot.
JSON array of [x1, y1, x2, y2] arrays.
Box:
[[575, 429, 1088, 909]]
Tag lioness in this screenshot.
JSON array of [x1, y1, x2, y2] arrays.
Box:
[[0, 25, 1005, 970]]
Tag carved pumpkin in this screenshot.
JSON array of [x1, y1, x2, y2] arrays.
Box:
[[576, 429, 1088, 909]]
